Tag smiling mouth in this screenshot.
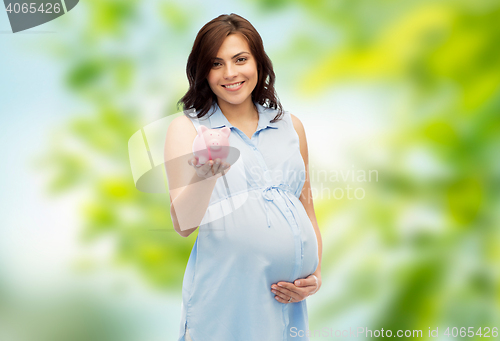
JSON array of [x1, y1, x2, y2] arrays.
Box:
[[222, 81, 244, 88]]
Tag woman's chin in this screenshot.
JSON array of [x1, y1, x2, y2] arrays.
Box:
[[217, 95, 252, 106]]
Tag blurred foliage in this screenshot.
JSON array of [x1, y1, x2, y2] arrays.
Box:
[[0, 285, 139, 341], [35, 0, 500, 339], [35, 0, 192, 292]]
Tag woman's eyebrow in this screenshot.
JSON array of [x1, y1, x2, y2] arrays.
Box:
[[214, 51, 249, 61]]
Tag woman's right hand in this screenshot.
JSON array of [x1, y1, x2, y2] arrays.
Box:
[[188, 157, 231, 179]]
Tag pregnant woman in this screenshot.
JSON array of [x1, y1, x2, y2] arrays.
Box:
[[164, 13, 323, 341]]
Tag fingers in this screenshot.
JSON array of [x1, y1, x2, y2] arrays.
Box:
[[271, 283, 300, 303], [212, 158, 221, 174], [271, 283, 296, 303], [191, 159, 212, 177], [204, 159, 230, 176], [201, 160, 214, 176], [311, 275, 318, 285], [221, 162, 231, 173], [309, 275, 319, 294], [294, 275, 317, 288], [212, 159, 231, 173], [272, 283, 299, 297], [272, 289, 295, 304], [200, 160, 222, 178], [271, 277, 319, 303], [188, 157, 202, 168], [188, 157, 231, 178]]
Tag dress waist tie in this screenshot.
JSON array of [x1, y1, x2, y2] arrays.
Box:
[[261, 184, 295, 228]]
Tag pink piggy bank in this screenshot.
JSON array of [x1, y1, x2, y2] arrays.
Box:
[[192, 126, 231, 165]]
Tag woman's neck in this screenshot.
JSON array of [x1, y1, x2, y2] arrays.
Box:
[[217, 97, 258, 124]]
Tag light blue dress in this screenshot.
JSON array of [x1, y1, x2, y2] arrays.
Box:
[[178, 100, 319, 341]]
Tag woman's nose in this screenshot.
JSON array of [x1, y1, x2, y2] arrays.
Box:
[[224, 63, 238, 78]]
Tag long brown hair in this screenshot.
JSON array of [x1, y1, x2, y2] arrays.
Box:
[[177, 13, 284, 123]]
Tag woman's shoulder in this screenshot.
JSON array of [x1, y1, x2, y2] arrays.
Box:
[[281, 111, 301, 132], [165, 115, 198, 155], [289, 112, 303, 128], [169, 114, 198, 134]]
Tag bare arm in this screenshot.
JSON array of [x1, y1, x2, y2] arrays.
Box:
[[291, 113, 323, 288], [164, 116, 230, 237]]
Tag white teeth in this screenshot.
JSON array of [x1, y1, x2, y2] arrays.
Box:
[[223, 82, 242, 89]]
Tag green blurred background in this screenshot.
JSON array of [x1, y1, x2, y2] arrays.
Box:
[[1, 0, 499, 340]]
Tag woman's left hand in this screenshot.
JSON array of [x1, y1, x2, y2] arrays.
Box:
[[271, 274, 321, 304]]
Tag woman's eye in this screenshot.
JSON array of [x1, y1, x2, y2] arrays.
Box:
[[212, 58, 246, 67]]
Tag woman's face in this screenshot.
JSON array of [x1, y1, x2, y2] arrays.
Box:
[[207, 33, 258, 107]]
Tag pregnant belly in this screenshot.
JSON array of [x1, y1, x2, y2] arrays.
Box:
[[293, 198, 319, 279], [208, 194, 318, 284]]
